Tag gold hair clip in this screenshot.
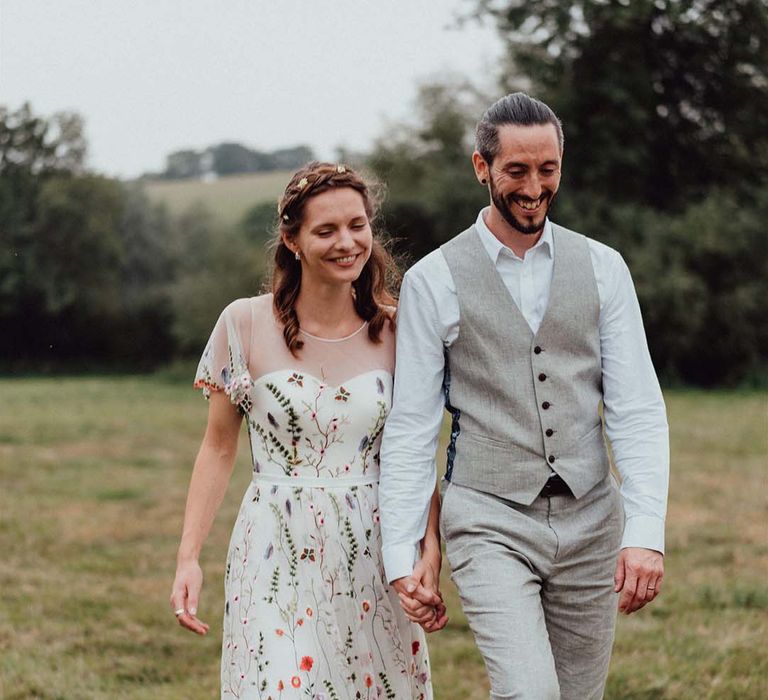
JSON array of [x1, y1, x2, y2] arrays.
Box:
[[337, 164, 346, 173], [297, 177, 308, 189]]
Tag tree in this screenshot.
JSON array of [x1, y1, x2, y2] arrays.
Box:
[[164, 149, 202, 179], [369, 80, 489, 262], [0, 104, 88, 319], [472, 0, 768, 209]]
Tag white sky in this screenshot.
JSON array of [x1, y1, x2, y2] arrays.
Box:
[[1, 0, 503, 178]]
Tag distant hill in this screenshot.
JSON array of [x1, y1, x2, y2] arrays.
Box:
[[143, 170, 292, 228]]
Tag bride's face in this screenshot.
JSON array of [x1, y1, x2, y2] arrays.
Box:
[[289, 188, 373, 285]]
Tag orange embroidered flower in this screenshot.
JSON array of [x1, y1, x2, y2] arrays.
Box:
[[361, 599, 371, 613], [275, 628, 284, 636], [412, 640, 420, 655], [300, 656, 314, 671], [306, 607, 313, 617], [297, 617, 304, 626], [364, 673, 373, 688], [291, 675, 301, 688], [277, 680, 284, 690]]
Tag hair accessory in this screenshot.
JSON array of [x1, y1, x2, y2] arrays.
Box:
[[297, 177, 308, 189], [336, 164, 346, 173], [294, 250, 301, 261], [282, 214, 289, 221]]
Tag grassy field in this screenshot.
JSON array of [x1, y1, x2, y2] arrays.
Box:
[[143, 171, 293, 228], [0, 378, 766, 699]]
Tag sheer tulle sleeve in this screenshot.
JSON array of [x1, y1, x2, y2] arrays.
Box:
[[194, 298, 254, 409]]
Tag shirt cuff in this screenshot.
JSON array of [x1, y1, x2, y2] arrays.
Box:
[[382, 543, 419, 583], [620, 514, 666, 554]]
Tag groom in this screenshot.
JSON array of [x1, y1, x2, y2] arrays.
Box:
[[379, 93, 669, 699]]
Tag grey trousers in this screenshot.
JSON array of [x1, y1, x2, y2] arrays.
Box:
[[440, 474, 623, 700]]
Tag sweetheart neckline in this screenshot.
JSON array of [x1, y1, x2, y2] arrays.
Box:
[[247, 367, 393, 392]]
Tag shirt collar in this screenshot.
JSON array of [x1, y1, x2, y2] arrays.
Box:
[[474, 207, 554, 262]]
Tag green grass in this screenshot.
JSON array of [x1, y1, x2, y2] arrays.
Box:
[[0, 379, 766, 699], [143, 171, 293, 228]]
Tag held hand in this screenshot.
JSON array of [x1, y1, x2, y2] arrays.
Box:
[[417, 551, 449, 633], [170, 560, 210, 635], [392, 557, 448, 632], [614, 547, 664, 615]]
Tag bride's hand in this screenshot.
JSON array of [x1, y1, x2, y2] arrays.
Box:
[[418, 548, 448, 633], [170, 559, 210, 635]]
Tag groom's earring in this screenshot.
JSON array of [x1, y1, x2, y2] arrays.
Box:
[[481, 178, 487, 185]]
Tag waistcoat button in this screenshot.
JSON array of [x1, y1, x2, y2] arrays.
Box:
[[542, 401, 551, 410], [548, 455, 556, 464], [534, 346, 542, 354], [545, 428, 554, 437], [538, 373, 547, 381]]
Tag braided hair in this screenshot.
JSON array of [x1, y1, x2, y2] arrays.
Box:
[[271, 161, 398, 356]]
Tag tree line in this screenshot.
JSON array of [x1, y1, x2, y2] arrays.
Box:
[[1, 0, 766, 385], [147, 142, 315, 180]]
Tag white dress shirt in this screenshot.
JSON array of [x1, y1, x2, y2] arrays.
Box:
[[379, 209, 670, 582]]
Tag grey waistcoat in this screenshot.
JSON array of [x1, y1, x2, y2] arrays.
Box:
[[440, 224, 610, 504]]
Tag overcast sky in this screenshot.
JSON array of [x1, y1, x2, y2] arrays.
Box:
[[1, 0, 503, 178]]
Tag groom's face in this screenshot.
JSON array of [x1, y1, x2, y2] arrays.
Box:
[[479, 123, 562, 236]]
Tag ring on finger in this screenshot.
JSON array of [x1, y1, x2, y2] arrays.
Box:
[[174, 608, 185, 617]]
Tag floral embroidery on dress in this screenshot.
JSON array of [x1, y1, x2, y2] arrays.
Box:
[[205, 369, 431, 699]]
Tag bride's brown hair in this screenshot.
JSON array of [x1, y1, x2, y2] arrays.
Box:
[[271, 161, 399, 356]]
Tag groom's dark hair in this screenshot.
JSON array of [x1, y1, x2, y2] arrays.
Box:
[[476, 93, 564, 165]]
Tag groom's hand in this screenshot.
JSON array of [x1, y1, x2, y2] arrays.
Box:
[[614, 547, 664, 614], [392, 559, 448, 632]]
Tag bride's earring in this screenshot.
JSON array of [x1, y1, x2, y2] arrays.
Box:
[[294, 250, 301, 261]]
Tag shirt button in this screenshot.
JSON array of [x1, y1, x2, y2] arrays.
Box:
[[534, 346, 542, 354], [548, 455, 556, 464], [542, 401, 551, 410], [545, 429, 554, 437], [538, 373, 547, 382]]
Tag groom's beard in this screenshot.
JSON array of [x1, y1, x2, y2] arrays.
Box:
[[489, 174, 556, 236]]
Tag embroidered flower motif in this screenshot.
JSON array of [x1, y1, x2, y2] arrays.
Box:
[[361, 600, 371, 614], [412, 640, 420, 655], [277, 680, 284, 690], [223, 370, 253, 407], [335, 387, 350, 402], [300, 656, 314, 671], [291, 675, 301, 688], [364, 673, 373, 688]]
